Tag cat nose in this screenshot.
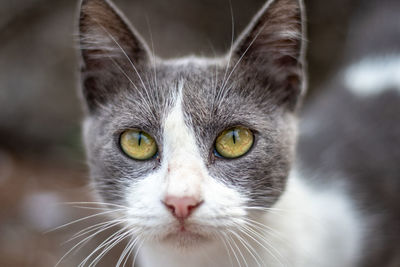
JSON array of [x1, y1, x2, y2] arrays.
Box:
[[163, 196, 202, 220]]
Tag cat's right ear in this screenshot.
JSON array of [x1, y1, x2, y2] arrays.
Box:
[[78, 0, 150, 112]]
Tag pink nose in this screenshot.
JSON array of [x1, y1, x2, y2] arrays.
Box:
[[163, 196, 202, 220]]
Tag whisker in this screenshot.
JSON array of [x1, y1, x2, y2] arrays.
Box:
[[223, 232, 242, 267], [89, 231, 128, 267], [95, 21, 152, 99], [219, 16, 274, 101], [132, 236, 145, 267], [86, 18, 157, 122], [60, 201, 128, 209], [216, 83, 235, 111], [244, 206, 290, 212], [122, 240, 135, 267], [116, 234, 140, 267], [64, 218, 127, 244], [109, 56, 154, 113], [145, 16, 160, 106], [229, 229, 263, 267], [47, 209, 126, 234], [55, 220, 125, 267], [219, 0, 235, 95], [227, 231, 249, 267], [79, 226, 132, 267], [69, 206, 118, 211], [216, 232, 234, 267], [242, 217, 286, 240], [124, 236, 141, 267], [92, 228, 139, 267], [238, 224, 288, 267], [116, 235, 133, 267]]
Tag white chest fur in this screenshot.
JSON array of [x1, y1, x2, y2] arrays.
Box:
[[137, 172, 364, 267]]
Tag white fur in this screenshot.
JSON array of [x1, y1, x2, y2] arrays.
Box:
[[344, 54, 400, 97], [278, 30, 303, 40], [163, 56, 224, 67], [161, 83, 205, 199], [80, 27, 123, 59], [124, 83, 363, 267], [135, 170, 364, 267], [124, 82, 247, 266], [259, 171, 364, 267]]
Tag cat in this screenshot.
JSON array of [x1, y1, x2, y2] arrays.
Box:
[[76, 0, 399, 266]]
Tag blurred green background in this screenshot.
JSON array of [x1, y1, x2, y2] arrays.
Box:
[[0, 0, 364, 266]]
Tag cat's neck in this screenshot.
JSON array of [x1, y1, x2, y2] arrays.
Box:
[[138, 171, 364, 267]]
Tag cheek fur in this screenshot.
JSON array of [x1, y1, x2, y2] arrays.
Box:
[[123, 164, 248, 231], [119, 84, 250, 233]]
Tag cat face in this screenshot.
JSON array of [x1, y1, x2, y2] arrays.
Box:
[[78, 0, 305, 248]]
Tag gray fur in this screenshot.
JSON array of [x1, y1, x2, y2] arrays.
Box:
[[76, 0, 400, 265], [78, 0, 305, 208]]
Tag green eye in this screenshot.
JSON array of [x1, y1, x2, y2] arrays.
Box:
[[215, 126, 254, 159], [120, 130, 157, 160]]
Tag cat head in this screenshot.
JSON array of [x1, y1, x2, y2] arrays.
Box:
[[78, 0, 306, 248]]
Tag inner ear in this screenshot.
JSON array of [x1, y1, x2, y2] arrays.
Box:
[[231, 0, 306, 110], [79, 0, 150, 66], [78, 0, 151, 111]]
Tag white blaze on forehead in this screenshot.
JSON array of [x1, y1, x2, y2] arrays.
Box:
[[344, 54, 400, 97], [162, 82, 205, 198]]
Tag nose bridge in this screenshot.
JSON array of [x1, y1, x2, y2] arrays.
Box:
[[165, 155, 204, 198], [161, 82, 205, 200]]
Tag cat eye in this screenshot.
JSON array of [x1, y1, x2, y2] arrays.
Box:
[[120, 130, 158, 160], [215, 126, 254, 159]]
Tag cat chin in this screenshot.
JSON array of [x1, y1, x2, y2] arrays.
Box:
[[153, 222, 217, 249], [161, 231, 211, 249]]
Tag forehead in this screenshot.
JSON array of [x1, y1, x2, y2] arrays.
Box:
[[101, 58, 273, 140], [161, 59, 271, 124]]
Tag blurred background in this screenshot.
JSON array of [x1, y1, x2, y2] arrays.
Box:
[[0, 0, 381, 266]]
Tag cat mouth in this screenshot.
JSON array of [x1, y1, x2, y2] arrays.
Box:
[[163, 230, 210, 247], [161, 223, 212, 247]]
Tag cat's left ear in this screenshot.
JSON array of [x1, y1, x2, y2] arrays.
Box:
[[232, 0, 306, 110]]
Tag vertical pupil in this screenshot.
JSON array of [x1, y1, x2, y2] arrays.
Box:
[[232, 129, 237, 144], [138, 131, 142, 146]]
